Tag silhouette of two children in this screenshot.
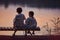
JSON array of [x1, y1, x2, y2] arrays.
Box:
[[13, 7, 37, 36]]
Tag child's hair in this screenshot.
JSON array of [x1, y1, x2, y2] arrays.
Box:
[[16, 7, 22, 14], [29, 11, 34, 17]]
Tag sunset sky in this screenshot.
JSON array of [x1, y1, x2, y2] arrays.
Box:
[[0, 4, 60, 35]]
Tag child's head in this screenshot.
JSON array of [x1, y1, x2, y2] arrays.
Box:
[[16, 7, 22, 14], [29, 11, 34, 17]]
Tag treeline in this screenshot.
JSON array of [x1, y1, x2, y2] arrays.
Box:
[[0, 0, 60, 8]]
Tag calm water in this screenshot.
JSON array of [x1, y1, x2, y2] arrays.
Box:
[[0, 5, 60, 35]]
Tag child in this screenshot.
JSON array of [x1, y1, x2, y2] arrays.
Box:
[[25, 11, 37, 35], [13, 7, 26, 36]]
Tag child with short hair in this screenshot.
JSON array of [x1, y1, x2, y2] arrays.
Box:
[[13, 7, 26, 36], [25, 11, 37, 35]]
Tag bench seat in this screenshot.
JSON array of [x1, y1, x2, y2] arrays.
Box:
[[0, 27, 40, 31]]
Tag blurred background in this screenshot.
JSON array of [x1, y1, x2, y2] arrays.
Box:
[[0, 0, 60, 36]]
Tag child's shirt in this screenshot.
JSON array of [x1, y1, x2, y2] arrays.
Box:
[[13, 13, 25, 27], [25, 17, 37, 28]]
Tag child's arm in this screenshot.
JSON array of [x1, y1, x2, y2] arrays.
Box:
[[25, 18, 29, 25], [23, 15, 26, 20], [13, 15, 17, 27], [31, 19, 37, 27]]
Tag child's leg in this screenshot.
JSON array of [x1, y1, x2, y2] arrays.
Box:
[[27, 30, 30, 33], [27, 30, 32, 36], [25, 30, 27, 36], [13, 30, 16, 36], [32, 30, 35, 34]]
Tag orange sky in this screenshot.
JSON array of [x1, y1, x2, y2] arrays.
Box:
[[0, 5, 60, 35]]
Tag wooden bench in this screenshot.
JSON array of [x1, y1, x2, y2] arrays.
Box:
[[0, 27, 40, 31], [0, 27, 40, 36]]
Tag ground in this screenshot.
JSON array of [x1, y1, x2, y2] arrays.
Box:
[[0, 35, 60, 40]]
